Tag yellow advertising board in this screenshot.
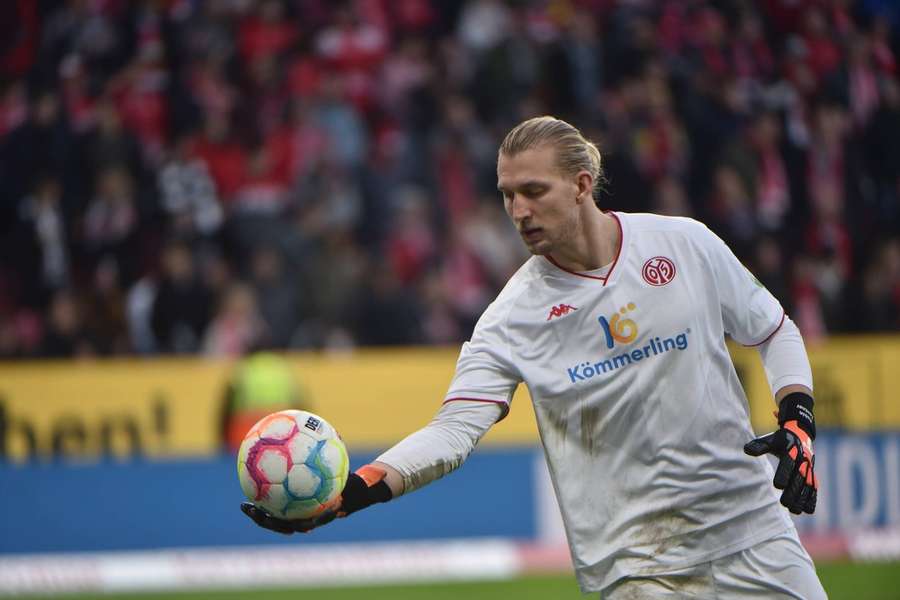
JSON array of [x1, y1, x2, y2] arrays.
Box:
[[0, 349, 539, 461], [0, 336, 898, 461]]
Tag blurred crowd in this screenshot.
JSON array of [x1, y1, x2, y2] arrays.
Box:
[[1, 0, 899, 360]]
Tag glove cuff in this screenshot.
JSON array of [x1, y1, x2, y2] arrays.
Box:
[[778, 392, 816, 440], [339, 464, 393, 516]]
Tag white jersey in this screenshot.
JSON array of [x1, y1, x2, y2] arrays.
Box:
[[444, 212, 795, 592]]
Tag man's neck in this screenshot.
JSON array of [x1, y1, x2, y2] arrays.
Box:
[[549, 210, 619, 272]]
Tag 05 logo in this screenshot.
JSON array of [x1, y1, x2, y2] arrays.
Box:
[[642, 256, 676, 286], [598, 302, 638, 349]]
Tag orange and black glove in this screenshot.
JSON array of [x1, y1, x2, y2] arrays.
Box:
[[744, 392, 818, 515], [241, 464, 393, 534]]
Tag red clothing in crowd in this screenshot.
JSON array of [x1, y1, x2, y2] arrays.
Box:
[[190, 135, 247, 201], [238, 15, 298, 64]]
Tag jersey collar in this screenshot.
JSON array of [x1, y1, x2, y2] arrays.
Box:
[[542, 211, 627, 286]]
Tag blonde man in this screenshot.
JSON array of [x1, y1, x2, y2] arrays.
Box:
[[244, 116, 825, 599]]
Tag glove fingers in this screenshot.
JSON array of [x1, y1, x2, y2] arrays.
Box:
[[744, 432, 777, 457], [803, 488, 818, 514], [264, 517, 298, 535], [240, 501, 268, 526], [773, 452, 796, 490], [780, 466, 805, 514], [796, 481, 813, 513], [801, 459, 818, 514], [241, 502, 295, 535]]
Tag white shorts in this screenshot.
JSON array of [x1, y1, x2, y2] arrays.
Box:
[[601, 529, 827, 599]]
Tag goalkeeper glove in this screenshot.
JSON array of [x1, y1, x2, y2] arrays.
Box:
[[743, 392, 818, 515], [241, 464, 393, 535]]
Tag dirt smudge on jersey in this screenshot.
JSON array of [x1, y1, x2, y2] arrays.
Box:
[[666, 574, 710, 598], [580, 404, 602, 455], [539, 403, 569, 449], [636, 508, 703, 557], [606, 573, 710, 599]]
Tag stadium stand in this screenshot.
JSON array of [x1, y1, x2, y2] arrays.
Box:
[[0, 0, 898, 359]]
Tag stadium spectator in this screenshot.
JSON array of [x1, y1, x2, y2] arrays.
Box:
[[350, 262, 423, 347], [852, 237, 900, 331], [298, 231, 366, 349], [247, 244, 303, 349], [13, 175, 70, 308], [150, 239, 212, 354], [157, 135, 224, 238], [189, 111, 246, 204], [75, 98, 146, 199], [79, 164, 141, 286], [0, 90, 72, 215], [753, 235, 793, 311], [38, 289, 95, 358], [203, 281, 267, 357], [82, 257, 130, 355]]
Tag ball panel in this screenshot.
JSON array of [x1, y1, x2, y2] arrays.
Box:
[[253, 445, 290, 483], [287, 432, 318, 465], [237, 461, 258, 501], [316, 438, 349, 484], [256, 414, 298, 441], [286, 463, 321, 499], [311, 439, 348, 504], [237, 431, 258, 464], [244, 439, 286, 503], [314, 475, 340, 504], [257, 484, 290, 516]]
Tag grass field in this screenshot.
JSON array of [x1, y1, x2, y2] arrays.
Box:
[[22, 562, 900, 599]]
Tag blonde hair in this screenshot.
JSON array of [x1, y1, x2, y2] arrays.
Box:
[[499, 116, 605, 197]]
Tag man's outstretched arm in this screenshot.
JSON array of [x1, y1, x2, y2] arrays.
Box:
[[242, 399, 505, 534]]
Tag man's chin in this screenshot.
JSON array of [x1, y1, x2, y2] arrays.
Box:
[[524, 240, 552, 256]]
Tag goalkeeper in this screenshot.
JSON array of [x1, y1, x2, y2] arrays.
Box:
[[243, 117, 825, 599]]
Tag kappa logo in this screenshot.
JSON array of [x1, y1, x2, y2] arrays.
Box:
[[546, 304, 578, 321], [642, 256, 677, 286]]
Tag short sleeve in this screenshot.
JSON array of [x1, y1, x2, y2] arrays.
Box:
[[444, 301, 522, 418], [698, 224, 785, 346]]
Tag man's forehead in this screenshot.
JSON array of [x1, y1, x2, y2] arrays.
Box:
[[497, 146, 562, 186]]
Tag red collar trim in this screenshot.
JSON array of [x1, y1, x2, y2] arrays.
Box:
[[544, 211, 624, 286]]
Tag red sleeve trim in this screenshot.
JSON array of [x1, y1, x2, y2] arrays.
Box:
[[744, 310, 786, 347], [442, 397, 511, 421]]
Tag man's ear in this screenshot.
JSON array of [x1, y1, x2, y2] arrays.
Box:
[[575, 171, 594, 204]]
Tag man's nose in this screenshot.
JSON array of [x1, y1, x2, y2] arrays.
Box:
[[509, 195, 531, 223]]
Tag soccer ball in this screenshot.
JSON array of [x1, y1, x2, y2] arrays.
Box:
[[237, 410, 350, 520]]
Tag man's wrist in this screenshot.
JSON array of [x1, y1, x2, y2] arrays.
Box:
[[778, 392, 816, 439], [340, 464, 393, 516]]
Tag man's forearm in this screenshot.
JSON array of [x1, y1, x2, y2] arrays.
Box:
[[373, 400, 504, 495], [757, 315, 813, 401]]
